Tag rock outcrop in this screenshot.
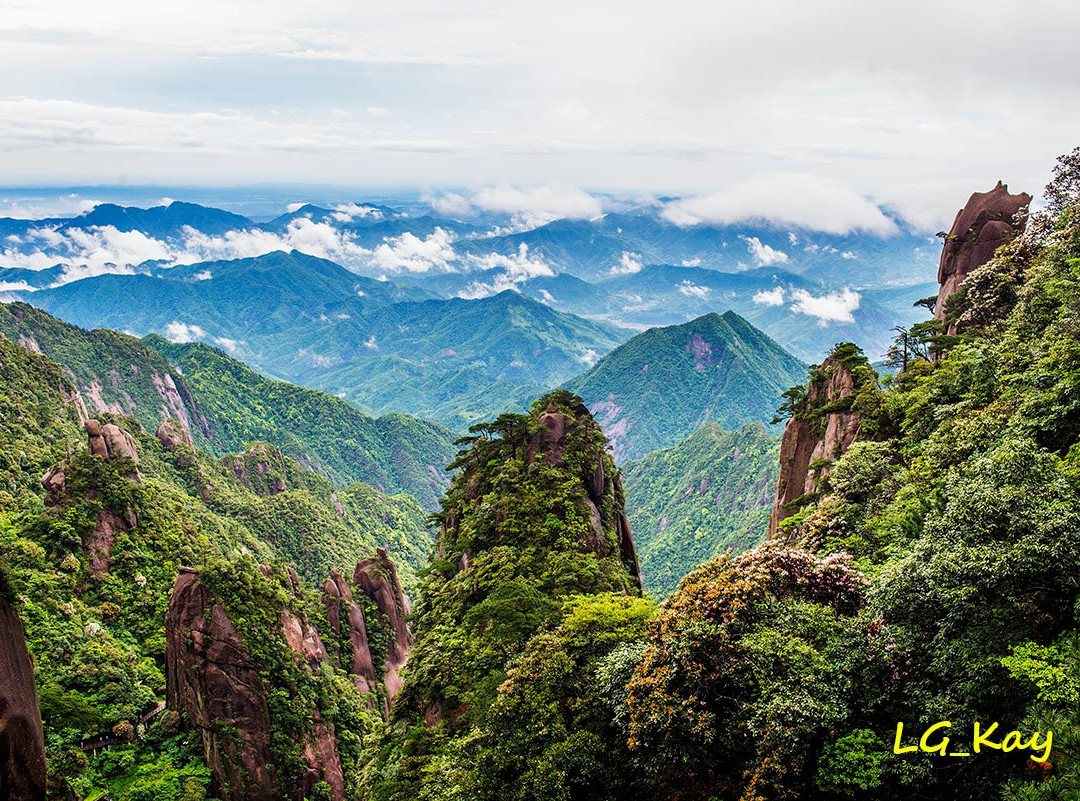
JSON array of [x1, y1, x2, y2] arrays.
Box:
[[769, 354, 863, 537], [221, 443, 293, 496], [43, 418, 142, 575], [935, 181, 1031, 331], [85, 419, 140, 477], [323, 570, 378, 697], [354, 549, 413, 711], [0, 596, 48, 801], [156, 418, 194, 451], [525, 402, 642, 585], [166, 568, 346, 801]]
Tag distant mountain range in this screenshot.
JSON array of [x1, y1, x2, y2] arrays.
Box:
[[0, 197, 945, 432], [565, 311, 805, 461]]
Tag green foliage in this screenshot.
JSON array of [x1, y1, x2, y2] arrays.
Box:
[[816, 728, 888, 795], [622, 421, 780, 596], [565, 311, 805, 460], [366, 392, 643, 799]]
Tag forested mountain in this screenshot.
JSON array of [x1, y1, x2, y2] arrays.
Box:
[[23, 258, 630, 429], [2, 149, 1080, 801], [622, 421, 779, 596], [0, 302, 457, 507], [0, 329, 434, 799], [565, 311, 805, 460]]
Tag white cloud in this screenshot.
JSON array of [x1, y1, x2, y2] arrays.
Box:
[[681, 257, 702, 267], [609, 251, 643, 275], [365, 106, 390, 117], [331, 202, 383, 223], [285, 202, 306, 213], [192, 270, 212, 280], [0, 224, 171, 282], [0, 195, 99, 220], [789, 287, 861, 325], [164, 321, 206, 342], [455, 244, 554, 298], [753, 286, 786, 306], [470, 185, 603, 228], [213, 336, 242, 353], [370, 228, 457, 273], [363, 335, 378, 350], [742, 236, 789, 266], [0, 280, 35, 293], [578, 348, 600, 366], [662, 173, 899, 235], [470, 244, 552, 279], [841, 250, 858, 260], [678, 280, 711, 300], [427, 191, 473, 218]]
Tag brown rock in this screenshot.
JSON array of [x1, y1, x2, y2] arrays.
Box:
[[166, 570, 280, 801], [526, 403, 567, 464], [166, 569, 346, 801], [354, 549, 413, 712], [769, 354, 863, 536], [84, 419, 140, 480], [87, 508, 135, 576], [156, 419, 193, 451], [323, 571, 378, 697], [935, 182, 1031, 331], [0, 596, 47, 801]]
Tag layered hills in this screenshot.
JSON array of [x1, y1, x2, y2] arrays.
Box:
[[22, 254, 629, 429], [622, 422, 780, 596], [565, 311, 805, 460], [0, 301, 456, 507]]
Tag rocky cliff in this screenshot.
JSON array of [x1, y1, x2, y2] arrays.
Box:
[[769, 349, 866, 536], [42, 417, 143, 575], [165, 566, 348, 801], [353, 549, 413, 711], [526, 401, 641, 582], [935, 181, 1032, 331], [0, 596, 48, 801]]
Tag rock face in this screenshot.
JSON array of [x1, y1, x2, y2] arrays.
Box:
[[526, 402, 641, 584], [769, 355, 862, 536], [156, 418, 193, 451], [354, 549, 413, 711], [935, 181, 1032, 330], [85, 419, 140, 477], [166, 568, 346, 801], [43, 419, 141, 575], [0, 596, 48, 801], [222, 443, 292, 496], [323, 570, 378, 696]]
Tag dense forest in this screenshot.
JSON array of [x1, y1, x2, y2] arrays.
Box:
[[1, 146, 1079, 801]]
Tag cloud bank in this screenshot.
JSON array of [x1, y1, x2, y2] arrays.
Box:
[[662, 174, 899, 235]]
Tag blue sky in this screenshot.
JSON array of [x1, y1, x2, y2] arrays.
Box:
[[1, 0, 1078, 231]]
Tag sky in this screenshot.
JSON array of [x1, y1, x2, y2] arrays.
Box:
[[1, 0, 1078, 231]]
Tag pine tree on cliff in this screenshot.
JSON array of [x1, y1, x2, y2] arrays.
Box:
[[397, 390, 642, 727]]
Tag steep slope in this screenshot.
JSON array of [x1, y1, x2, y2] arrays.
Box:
[[0, 593, 48, 801], [622, 422, 780, 596], [305, 290, 630, 428], [166, 554, 414, 801], [368, 390, 649, 800], [565, 311, 805, 460], [768, 343, 873, 535], [150, 337, 456, 507], [0, 333, 433, 800], [0, 302, 457, 508]]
